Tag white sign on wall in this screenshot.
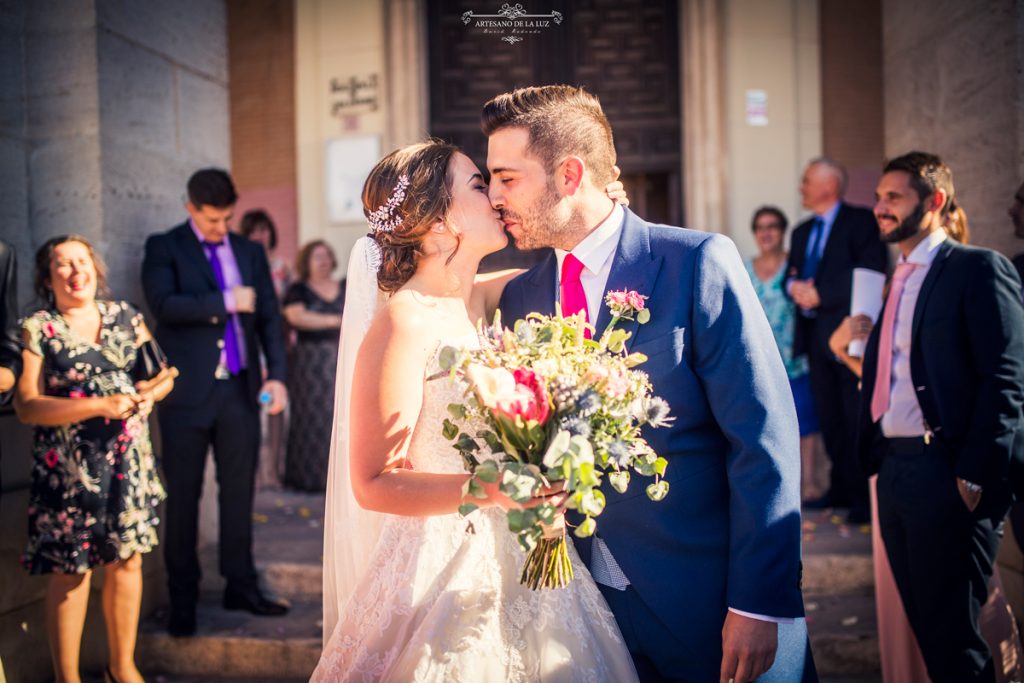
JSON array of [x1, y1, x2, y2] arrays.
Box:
[[745, 89, 768, 126], [325, 135, 381, 224]]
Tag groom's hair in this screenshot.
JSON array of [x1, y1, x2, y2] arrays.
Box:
[[481, 85, 616, 187]]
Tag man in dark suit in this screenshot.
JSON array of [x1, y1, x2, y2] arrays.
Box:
[[143, 169, 289, 637], [785, 159, 888, 523], [858, 152, 1024, 682]]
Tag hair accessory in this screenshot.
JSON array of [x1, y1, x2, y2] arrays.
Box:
[[367, 174, 410, 234], [364, 237, 383, 273]]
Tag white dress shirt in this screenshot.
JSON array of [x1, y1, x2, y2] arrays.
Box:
[[556, 204, 788, 624], [880, 229, 947, 437]]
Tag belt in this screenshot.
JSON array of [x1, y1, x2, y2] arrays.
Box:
[[884, 435, 932, 456]]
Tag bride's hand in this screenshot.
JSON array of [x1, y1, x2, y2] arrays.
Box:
[[480, 479, 568, 511], [604, 165, 629, 206]]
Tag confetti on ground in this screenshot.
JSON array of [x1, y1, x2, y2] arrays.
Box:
[[841, 616, 859, 627], [805, 602, 818, 611], [859, 525, 872, 534], [275, 498, 285, 507], [299, 507, 311, 518], [803, 533, 815, 543], [830, 515, 843, 525], [309, 519, 320, 528], [801, 521, 817, 532], [253, 513, 269, 524], [838, 526, 851, 538]]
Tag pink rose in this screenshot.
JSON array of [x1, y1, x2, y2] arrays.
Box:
[[43, 322, 55, 338], [606, 291, 629, 307], [44, 449, 59, 468], [626, 291, 646, 310], [68, 390, 85, 399]]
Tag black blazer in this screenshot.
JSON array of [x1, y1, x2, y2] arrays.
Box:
[[141, 222, 286, 407], [0, 240, 21, 405], [785, 203, 888, 356], [856, 239, 1024, 494]]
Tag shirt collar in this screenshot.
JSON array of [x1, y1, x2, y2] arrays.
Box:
[[817, 201, 841, 225], [190, 218, 226, 247], [555, 203, 625, 278], [902, 228, 947, 267]]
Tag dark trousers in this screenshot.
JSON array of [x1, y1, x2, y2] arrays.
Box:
[[807, 338, 866, 508], [877, 437, 1008, 683], [158, 374, 260, 607]]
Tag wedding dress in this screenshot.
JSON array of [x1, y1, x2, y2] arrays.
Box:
[[312, 239, 638, 683]]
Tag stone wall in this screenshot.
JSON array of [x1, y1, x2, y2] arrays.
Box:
[[0, 2, 229, 681], [883, 0, 1024, 257]]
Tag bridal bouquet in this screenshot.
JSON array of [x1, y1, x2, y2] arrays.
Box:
[[438, 291, 672, 589]]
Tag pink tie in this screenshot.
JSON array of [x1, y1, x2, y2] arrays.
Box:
[[560, 254, 590, 339], [870, 263, 920, 423]]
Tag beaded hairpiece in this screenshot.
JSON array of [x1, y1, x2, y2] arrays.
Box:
[[367, 174, 410, 234]]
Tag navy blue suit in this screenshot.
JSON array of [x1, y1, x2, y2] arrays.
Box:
[[499, 209, 816, 682]]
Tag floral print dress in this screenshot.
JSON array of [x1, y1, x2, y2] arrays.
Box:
[[21, 300, 166, 575]]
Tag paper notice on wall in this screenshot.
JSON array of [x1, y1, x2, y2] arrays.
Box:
[[745, 89, 768, 126], [326, 135, 381, 224], [848, 268, 886, 358]]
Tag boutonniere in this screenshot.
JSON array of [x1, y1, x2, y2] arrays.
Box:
[[604, 289, 650, 328]]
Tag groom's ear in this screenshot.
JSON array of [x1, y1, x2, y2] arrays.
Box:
[[556, 156, 586, 197]]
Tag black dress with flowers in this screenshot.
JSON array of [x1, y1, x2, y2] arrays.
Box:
[[21, 300, 166, 575]]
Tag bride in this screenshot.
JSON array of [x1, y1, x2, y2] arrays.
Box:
[[311, 140, 638, 682]]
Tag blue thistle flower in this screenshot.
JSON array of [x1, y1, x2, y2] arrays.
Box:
[[645, 397, 671, 427], [607, 441, 631, 467], [559, 416, 592, 438], [576, 389, 601, 417]]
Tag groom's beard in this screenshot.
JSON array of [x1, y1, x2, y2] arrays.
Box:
[[505, 183, 582, 251], [879, 199, 926, 244]]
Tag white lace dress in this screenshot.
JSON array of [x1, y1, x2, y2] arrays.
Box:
[[311, 345, 639, 683]]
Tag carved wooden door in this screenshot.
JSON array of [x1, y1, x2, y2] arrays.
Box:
[[427, 0, 682, 268]]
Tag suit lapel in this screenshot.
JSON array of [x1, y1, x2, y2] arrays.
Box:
[[911, 239, 954, 344], [177, 222, 219, 289], [595, 209, 663, 345], [522, 251, 559, 318]]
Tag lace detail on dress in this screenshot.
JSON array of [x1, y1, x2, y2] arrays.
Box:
[[312, 340, 637, 683]]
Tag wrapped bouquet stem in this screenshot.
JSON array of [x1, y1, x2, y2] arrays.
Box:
[[441, 290, 673, 589]]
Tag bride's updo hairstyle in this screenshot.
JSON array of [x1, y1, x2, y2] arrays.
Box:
[[362, 140, 461, 294]]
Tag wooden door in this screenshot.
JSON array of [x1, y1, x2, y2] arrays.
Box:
[[427, 0, 682, 269]]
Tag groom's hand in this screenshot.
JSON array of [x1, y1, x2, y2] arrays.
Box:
[[720, 611, 778, 683]]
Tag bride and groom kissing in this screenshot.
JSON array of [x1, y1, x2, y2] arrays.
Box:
[[312, 85, 817, 682]]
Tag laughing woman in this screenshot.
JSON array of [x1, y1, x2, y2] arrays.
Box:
[[15, 235, 174, 683]]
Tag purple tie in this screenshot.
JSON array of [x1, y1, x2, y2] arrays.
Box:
[[202, 241, 241, 374]]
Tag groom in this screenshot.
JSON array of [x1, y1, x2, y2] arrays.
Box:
[[487, 86, 815, 682]]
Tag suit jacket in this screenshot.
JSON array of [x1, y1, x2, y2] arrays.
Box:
[[142, 222, 286, 408], [0, 240, 21, 405], [856, 240, 1024, 497], [785, 203, 888, 357], [499, 209, 805, 658], [1013, 252, 1024, 287]]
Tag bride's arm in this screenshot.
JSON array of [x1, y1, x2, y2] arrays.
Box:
[[349, 300, 505, 516], [471, 269, 524, 322]]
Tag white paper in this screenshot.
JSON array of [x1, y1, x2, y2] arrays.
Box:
[[325, 135, 381, 224], [848, 268, 886, 357]]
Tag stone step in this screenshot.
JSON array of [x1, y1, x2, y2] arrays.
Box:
[[806, 592, 880, 677], [137, 595, 321, 679]]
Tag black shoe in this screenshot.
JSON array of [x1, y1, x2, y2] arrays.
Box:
[[168, 605, 197, 637], [845, 504, 871, 525], [223, 587, 289, 616], [802, 493, 834, 510]]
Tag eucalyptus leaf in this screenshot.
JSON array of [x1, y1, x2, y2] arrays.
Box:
[[579, 489, 606, 516], [438, 346, 459, 371], [574, 517, 597, 538], [543, 430, 571, 469], [637, 308, 651, 324], [646, 480, 670, 501], [447, 403, 466, 421], [455, 434, 479, 452], [608, 470, 630, 493], [458, 502, 478, 516], [466, 477, 488, 500], [654, 457, 668, 476], [475, 459, 500, 483], [442, 419, 459, 441]]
